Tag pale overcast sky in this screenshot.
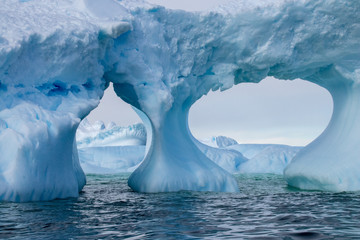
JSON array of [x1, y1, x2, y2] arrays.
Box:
[[86, 0, 334, 146]]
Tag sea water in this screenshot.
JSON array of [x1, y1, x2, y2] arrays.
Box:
[[1, 174, 359, 239]]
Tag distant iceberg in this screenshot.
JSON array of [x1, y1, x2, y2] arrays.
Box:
[[77, 118, 146, 148], [199, 140, 301, 175], [77, 119, 300, 176], [200, 136, 238, 149], [77, 119, 146, 174], [228, 144, 301, 174]]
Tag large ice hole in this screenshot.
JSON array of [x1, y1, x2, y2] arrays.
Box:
[[76, 83, 147, 174], [189, 77, 333, 147], [188, 77, 333, 175]]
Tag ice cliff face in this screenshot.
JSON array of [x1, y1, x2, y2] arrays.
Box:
[[1, 0, 360, 201]]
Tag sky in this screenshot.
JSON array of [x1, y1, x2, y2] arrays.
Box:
[[88, 78, 332, 146], [87, 0, 334, 147]]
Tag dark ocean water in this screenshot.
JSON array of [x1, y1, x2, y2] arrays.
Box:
[[1, 173, 360, 239]]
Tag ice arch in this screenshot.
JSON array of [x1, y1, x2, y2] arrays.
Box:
[[105, 1, 360, 193], [1, 0, 360, 201], [189, 78, 332, 146], [0, 0, 131, 201]]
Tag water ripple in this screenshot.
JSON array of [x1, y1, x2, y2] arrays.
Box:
[[0, 173, 359, 239]]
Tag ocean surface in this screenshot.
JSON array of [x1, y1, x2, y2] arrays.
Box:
[[1, 173, 359, 239]]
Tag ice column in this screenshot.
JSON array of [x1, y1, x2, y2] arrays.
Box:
[[285, 68, 360, 191], [127, 102, 239, 192]]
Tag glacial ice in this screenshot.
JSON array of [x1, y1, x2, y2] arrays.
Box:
[[76, 119, 299, 175], [77, 119, 146, 148], [77, 121, 299, 175], [76, 119, 298, 175], [0, 0, 131, 201], [229, 144, 301, 174], [200, 136, 238, 149], [198, 141, 301, 174], [114, 1, 360, 193], [1, 0, 360, 200], [77, 119, 146, 173]]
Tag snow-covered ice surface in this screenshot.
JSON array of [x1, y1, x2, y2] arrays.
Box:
[[197, 140, 301, 174], [229, 144, 302, 174], [200, 136, 238, 149], [76, 119, 146, 173], [78, 146, 145, 174], [77, 119, 146, 148], [1, 0, 360, 201]]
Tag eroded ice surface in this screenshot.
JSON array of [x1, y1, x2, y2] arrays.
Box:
[[0, 0, 131, 201], [1, 0, 360, 201]]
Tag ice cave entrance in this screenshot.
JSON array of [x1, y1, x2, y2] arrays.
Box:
[[189, 77, 333, 147]]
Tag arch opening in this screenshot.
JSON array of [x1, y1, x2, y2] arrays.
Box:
[[188, 77, 333, 175], [190, 77, 333, 147], [75, 83, 148, 174]]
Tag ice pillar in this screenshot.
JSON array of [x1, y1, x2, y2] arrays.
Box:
[[0, 104, 86, 202], [285, 79, 360, 191], [127, 102, 239, 193]]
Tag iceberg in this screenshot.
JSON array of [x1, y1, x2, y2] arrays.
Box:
[[76, 119, 299, 175], [1, 0, 360, 200], [79, 146, 145, 174], [77, 119, 146, 148], [111, 1, 360, 193], [198, 141, 301, 174], [0, 0, 131, 201], [77, 118, 300, 175], [77, 119, 146, 173], [229, 144, 301, 174], [200, 136, 238, 149]]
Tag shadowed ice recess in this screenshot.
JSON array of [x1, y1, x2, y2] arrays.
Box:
[[0, 0, 360, 201]]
